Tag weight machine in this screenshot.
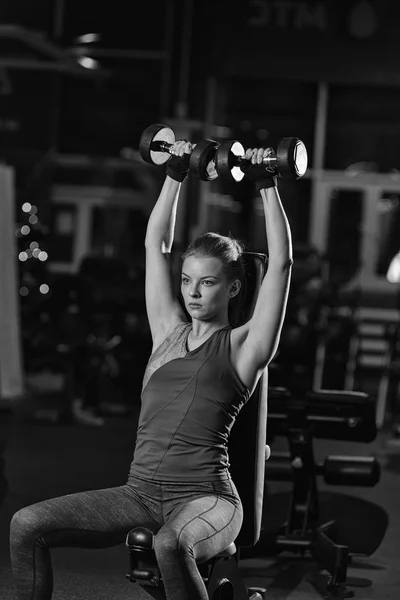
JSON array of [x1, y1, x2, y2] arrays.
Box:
[[264, 386, 385, 597]]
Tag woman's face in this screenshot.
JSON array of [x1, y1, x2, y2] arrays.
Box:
[[181, 255, 238, 321]]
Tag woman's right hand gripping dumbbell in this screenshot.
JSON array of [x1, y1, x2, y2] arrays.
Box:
[[166, 140, 194, 182]]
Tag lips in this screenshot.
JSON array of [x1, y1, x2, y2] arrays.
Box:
[[189, 303, 201, 308]]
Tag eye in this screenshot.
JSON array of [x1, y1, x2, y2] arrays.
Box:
[[181, 276, 190, 285], [202, 280, 214, 286]]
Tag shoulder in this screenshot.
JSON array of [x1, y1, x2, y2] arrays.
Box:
[[151, 319, 191, 354]]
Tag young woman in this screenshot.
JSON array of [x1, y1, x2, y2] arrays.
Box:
[[9, 140, 292, 600]]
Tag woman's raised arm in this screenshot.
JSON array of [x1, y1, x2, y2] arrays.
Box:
[[144, 141, 192, 347], [239, 147, 293, 370]]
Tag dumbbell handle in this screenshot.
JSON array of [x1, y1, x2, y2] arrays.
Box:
[[151, 140, 197, 154], [237, 154, 277, 168]]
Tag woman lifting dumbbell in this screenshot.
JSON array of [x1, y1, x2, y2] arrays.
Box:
[[9, 129, 300, 600]]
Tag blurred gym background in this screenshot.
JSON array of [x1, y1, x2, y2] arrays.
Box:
[[1, 1, 400, 597]]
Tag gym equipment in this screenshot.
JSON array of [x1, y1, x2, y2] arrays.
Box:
[[189, 139, 220, 181], [139, 124, 176, 166], [125, 253, 269, 600], [268, 387, 377, 443], [215, 137, 308, 183], [265, 387, 383, 598], [139, 123, 219, 181], [139, 124, 307, 185]]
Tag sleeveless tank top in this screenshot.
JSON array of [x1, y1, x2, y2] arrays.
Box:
[[129, 322, 250, 482]]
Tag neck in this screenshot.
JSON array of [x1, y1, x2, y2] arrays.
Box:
[[190, 319, 230, 339]]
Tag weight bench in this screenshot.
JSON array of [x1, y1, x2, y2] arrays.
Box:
[[266, 386, 383, 597], [125, 252, 270, 599]]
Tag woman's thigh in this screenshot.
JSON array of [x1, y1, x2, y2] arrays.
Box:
[[157, 494, 243, 564], [10, 484, 160, 550]]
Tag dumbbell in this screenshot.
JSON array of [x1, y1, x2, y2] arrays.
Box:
[[139, 124, 219, 181], [215, 137, 308, 183]]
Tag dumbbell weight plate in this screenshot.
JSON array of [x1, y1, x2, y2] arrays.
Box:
[[276, 137, 308, 179], [139, 123, 175, 165], [189, 139, 219, 181], [215, 140, 246, 183]]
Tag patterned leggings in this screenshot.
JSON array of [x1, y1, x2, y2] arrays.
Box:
[[9, 475, 243, 600]]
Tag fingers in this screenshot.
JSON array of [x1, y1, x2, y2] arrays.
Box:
[[263, 147, 274, 160], [170, 140, 193, 156], [183, 141, 194, 155], [206, 160, 218, 181], [256, 147, 265, 163], [245, 147, 267, 164], [244, 148, 252, 161]]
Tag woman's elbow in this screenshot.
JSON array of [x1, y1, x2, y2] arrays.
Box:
[[269, 257, 294, 272]]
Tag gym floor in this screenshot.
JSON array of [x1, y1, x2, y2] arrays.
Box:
[[0, 403, 399, 600]]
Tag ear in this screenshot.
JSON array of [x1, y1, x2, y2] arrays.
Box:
[[229, 279, 241, 298]]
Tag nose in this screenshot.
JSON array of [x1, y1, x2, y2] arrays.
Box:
[[189, 283, 200, 298]]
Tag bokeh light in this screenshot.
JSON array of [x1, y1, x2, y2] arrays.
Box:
[[39, 284, 50, 294]]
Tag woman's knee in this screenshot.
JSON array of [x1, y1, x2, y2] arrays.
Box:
[[10, 504, 43, 545], [154, 526, 192, 559]]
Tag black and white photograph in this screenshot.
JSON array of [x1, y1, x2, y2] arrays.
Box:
[[0, 1, 399, 599]]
